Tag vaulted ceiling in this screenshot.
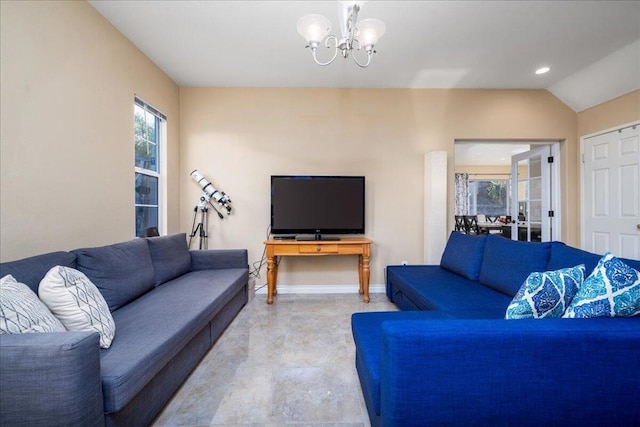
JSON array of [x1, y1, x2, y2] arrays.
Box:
[[90, 1, 640, 111]]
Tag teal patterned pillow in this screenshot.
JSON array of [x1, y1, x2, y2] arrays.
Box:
[[563, 253, 640, 318], [505, 265, 585, 319]]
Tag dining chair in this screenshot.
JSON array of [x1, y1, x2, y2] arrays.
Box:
[[454, 215, 466, 233], [463, 215, 480, 234], [485, 215, 498, 223]]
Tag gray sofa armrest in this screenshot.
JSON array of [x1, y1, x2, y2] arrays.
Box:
[[190, 249, 248, 271], [0, 331, 104, 427]]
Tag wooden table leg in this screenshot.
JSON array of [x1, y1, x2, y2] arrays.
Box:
[[361, 254, 370, 303], [273, 257, 278, 296], [358, 255, 364, 295], [266, 255, 277, 304]]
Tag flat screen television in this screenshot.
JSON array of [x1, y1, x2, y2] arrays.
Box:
[[270, 175, 365, 240]]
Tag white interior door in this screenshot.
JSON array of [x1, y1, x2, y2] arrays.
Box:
[[582, 124, 640, 258], [511, 146, 552, 242]]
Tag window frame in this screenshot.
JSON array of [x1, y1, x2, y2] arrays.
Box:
[[134, 96, 166, 237], [467, 178, 511, 216]]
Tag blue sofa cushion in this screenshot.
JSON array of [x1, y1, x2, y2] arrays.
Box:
[[0, 252, 76, 294], [564, 253, 640, 318], [146, 233, 191, 286], [548, 242, 640, 275], [479, 235, 551, 297], [440, 231, 487, 280], [100, 268, 247, 412], [387, 266, 512, 312], [506, 264, 585, 319], [74, 239, 155, 311], [547, 242, 601, 273]]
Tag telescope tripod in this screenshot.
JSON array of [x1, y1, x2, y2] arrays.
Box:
[[188, 194, 224, 250], [188, 204, 209, 250]]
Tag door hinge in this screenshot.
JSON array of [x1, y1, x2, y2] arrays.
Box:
[[548, 210, 555, 217], [547, 156, 554, 163]]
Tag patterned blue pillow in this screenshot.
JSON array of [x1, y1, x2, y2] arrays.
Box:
[[563, 253, 640, 318], [505, 264, 585, 319]]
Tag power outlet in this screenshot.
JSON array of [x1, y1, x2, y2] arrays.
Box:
[[401, 260, 408, 266]]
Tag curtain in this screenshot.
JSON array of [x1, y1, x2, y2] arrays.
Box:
[[454, 173, 469, 215]]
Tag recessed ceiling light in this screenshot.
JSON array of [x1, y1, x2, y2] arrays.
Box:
[[535, 67, 551, 75]]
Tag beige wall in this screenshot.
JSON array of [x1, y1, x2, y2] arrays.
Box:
[[8, 0, 631, 283], [0, 1, 180, 261], [577, 90, 640, 137], [180, 88, 578, 289]]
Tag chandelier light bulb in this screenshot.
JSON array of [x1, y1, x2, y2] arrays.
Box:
[[356, 18, 385, 49], [297, 14, 331, 44]]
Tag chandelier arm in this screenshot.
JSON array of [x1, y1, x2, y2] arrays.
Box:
[[311, 35, 339, 66], [323, 35, 338, 49], [351, 47, 373, 68]]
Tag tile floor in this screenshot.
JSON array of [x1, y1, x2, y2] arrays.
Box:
[[152, 293, 398, 427]]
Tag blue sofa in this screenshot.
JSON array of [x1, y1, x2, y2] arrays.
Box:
[[0, 233, 248, 426], [352, 232, 640, 427]]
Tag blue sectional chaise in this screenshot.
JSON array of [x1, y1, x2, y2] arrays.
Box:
[[0, 233, 248, 427], [352, 232, 640, 427]]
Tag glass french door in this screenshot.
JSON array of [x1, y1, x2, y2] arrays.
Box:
[[511, 146, 552, 242]]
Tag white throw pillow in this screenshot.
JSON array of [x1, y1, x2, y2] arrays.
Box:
[[39, 266, 116, 348], [0, 274, 66, 334]]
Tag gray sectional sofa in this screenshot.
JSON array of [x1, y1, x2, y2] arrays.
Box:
[[0, 233, 249, 426]]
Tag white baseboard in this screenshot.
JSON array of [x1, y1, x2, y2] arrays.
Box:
[[254, 283, 386, 295]]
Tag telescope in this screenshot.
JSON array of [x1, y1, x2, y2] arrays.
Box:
[[188, 169, 232, 249], [190, 169, 232, 214]]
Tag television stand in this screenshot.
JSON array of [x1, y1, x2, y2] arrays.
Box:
[[295, 234, 340, 241], [263, 237, 372, 304]]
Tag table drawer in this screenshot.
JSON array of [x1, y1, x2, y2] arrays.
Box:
[[299, 244, 339, 254]]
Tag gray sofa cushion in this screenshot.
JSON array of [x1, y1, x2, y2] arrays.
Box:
[[0, 252, 76, 294], [190, 249, 248, 271], [74, 239, 155, 311], [100, 268, 248, 413], [146, 233, 191, 286]]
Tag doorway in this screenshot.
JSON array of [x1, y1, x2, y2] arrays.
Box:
[[454, 140, 561, 242], [581, 122, 639, 258]]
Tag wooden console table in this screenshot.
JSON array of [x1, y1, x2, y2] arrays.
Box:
[[263, 238, 372, 304]]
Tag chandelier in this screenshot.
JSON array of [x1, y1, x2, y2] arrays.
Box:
[[296, 1, 386, 68]]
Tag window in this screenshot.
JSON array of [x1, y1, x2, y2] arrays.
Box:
[[468, 179, 510, 216], [134, 97, 166, 237]]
